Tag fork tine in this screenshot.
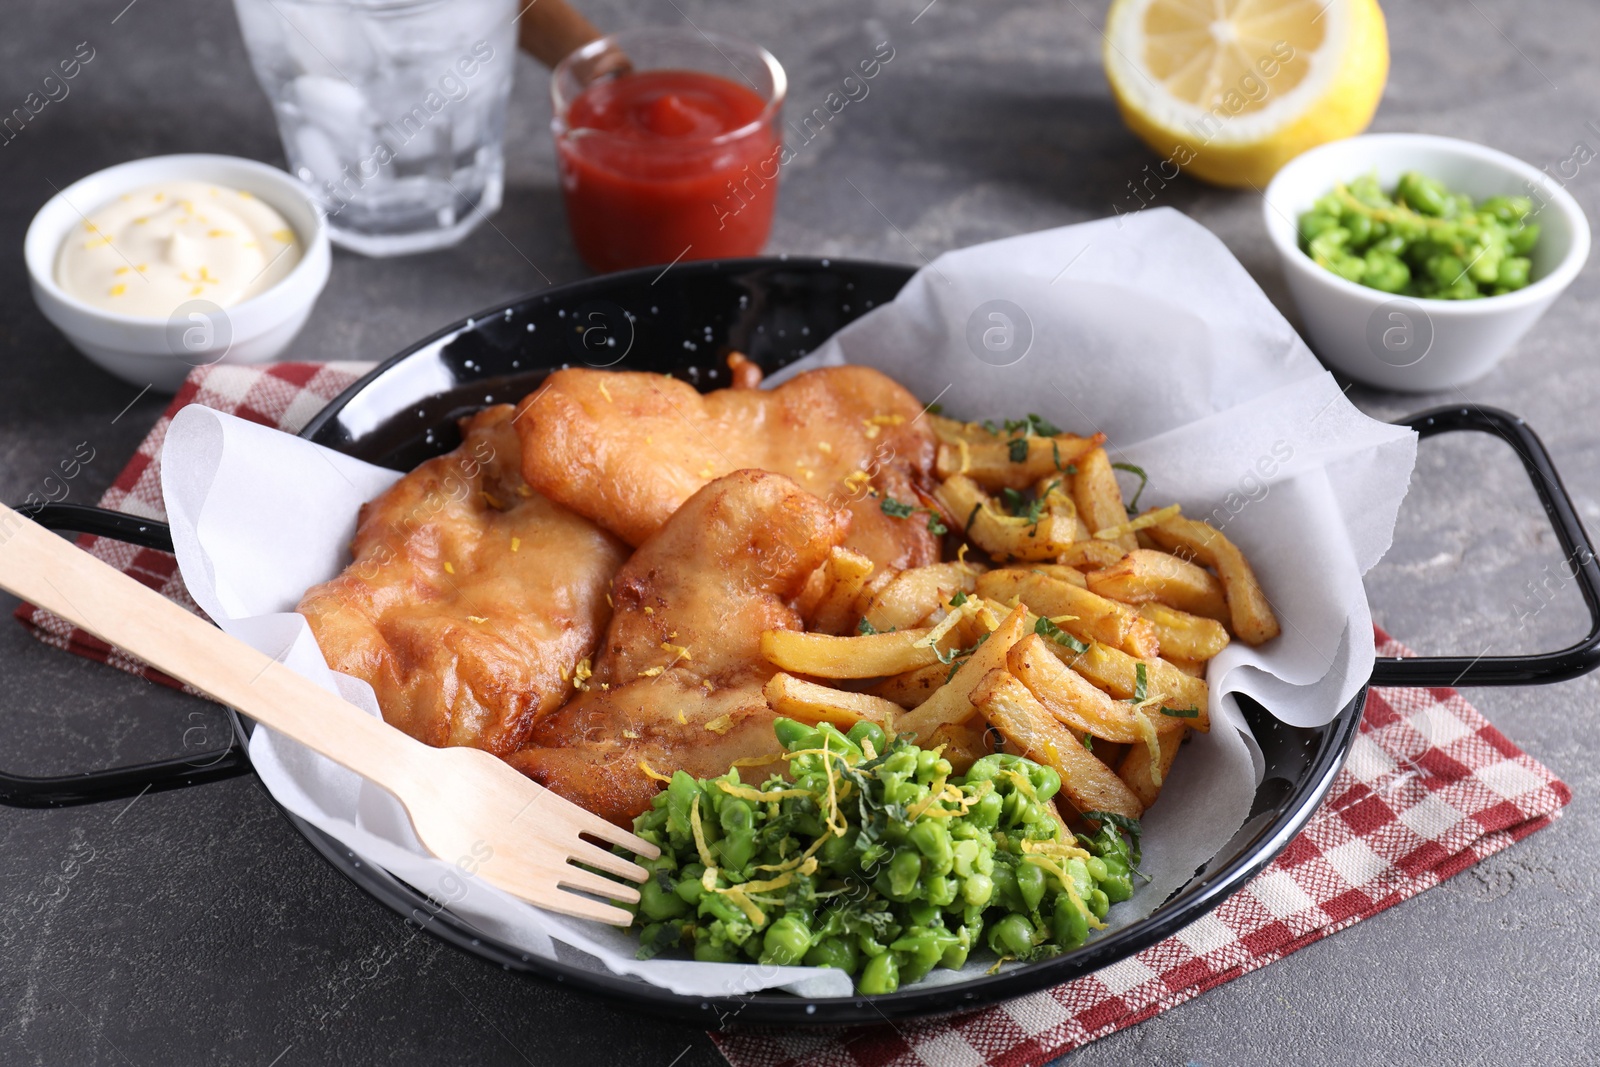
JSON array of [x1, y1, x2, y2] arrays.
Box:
[[543, 890, 636, 927], [567, 838, 651, 882], [566, 810, 661, 859], [557, 862, 643, 904]]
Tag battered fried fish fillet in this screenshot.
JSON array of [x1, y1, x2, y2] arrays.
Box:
[[297, 405, 629, 756], [506, 469, 852, 824], [513, 365, 938, 571]]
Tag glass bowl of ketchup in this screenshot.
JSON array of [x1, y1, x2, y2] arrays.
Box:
[[552, 27, 786, 273]]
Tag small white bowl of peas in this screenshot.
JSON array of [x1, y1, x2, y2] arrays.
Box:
[[1263, 133, 1590, 392]]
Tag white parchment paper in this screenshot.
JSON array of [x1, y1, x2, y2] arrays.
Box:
[[160, 208, 1416, 998]]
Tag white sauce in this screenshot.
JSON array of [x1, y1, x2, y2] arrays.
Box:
[[55, 181, 302, 317]]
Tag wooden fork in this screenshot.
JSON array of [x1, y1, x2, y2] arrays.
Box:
[[0, 504, 656, 925]]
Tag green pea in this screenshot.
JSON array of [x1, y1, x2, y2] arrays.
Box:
[[760, 915, 814, 966], [888, 848, 922, 899], [961, 871, 994, 908], [859, 950, 900, 994], [1089, 887, 1110, 919], [1085, 856, 1109, 882], [987, 913, 1036, 958], [693, 928, 740, 963], [773, 717, 819, 751], [1299, 212, 1340, 243], [1342, 210, 1373, 246], [1361, 250, 1410, 293], [927, 874, 958, 907], [1052, 893, 1089, 949], [1016, 860, 1048, 912], [1509, 223, 1540, 255], [909, 820, 954, 876], [805, 936, 859, 972], [1497, 256, 1531, 289], [846, 719, 887, 756], [639, 876, 689, 921], [1398, 171, 1450, 216]]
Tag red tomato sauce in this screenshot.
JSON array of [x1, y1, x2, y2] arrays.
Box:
[[556, 70, 781, 272]]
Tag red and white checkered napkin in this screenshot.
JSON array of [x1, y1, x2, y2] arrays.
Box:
[[12, 363, 1574, 1067], [712, 639, 1572, 1067], [14, 361, 374, 684]]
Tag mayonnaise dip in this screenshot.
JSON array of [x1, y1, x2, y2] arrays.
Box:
[[55, 181, 302, 316]]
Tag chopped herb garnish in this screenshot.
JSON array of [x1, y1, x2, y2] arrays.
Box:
[[857, 618, 880, 636], [926, 402, 944, 415], [1007, 437, 1029, 463], [1082, 734, 1094, 752], [1160, 706, 1199, 719], [949, 590, 969, 607], [882, 494, 946, 535], [1081, 810, 1144, 867], [1131, 661, 1149, 704], [1034, 615, 1089, 654], [1110, 461, 1149, 516], [1052, 440, 1062, 471], [965, 502, 982, 533], [1063, 464, 1078, 476], [999, 487, 1046, 525], [981, 419, 1000, 436]]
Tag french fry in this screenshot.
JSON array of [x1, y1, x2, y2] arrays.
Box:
[[1054, 540, 1128, 571], [969, 669, 1144, 820], [974, 568, 1160, 659], [1085, 549, 1229, 623], [805, 547, 876, 635], [760, 627, 956, 678], [857, 561, 977, 632], [1052, 640, 1210, 731], [1119, 726, 1187, 809], [1073, 448, 1137, 551], [1164, 656, 1206, 678], [928, 414, 999, 445], [1035, 474, 1090, 542], [897, 606, 1029, 739], [864, 663, 950, 709], [1135, 602, 1230, 661], [935, 475, 1078, 562], [935, 433, 1104, 490], [1006, 634, 1183, 744], [926, 718, 992, 775], [1146, 514, 1281, 646], [763, 672, 900, 728]]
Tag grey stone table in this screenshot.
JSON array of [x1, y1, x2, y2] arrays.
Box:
[[3, 0, 1597, 1063]]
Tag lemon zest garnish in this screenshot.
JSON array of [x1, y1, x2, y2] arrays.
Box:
[[661, 641, 691, 661], [639, 666, 665, 678], [906, 772, 951, 820], [622, 728, 640, 739], [482, 491, 506, 510], [643, 606, 654, 615], [515, 484, 532, 498], [443, 562, 455, 574], [817, 441, 833, 454], [511, 536, 521, 552], [1093, 503, 1182, 541], [466, 615, 488, 624], [913, 601, 969, 650], [675, 708, 687, 724], [109, 284, 126, 297], [690, 794, 716, 867], [842, 469, 872, 495], [270, 228, 293, 242], [701, 678, 716, 693], [717, 780, 812, 803], [705, 714, 735, 735], [573, 657, 593, 691], [598, 381, 613, 402], [731, 752, 782, 769], [639, 759, 673, 784]]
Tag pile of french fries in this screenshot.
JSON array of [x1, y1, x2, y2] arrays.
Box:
[[760, 414, 1282, 824]]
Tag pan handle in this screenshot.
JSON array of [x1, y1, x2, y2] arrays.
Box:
[[0, 503, 251, 808], [1367, 405, 1600, 687]]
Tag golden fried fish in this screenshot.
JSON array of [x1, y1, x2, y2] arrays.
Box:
[[506, 469, 852, 824], [297, 405, 630, 756], [513, 365, 939, 571]]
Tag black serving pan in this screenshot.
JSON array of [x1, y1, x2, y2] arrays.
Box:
[[7, 257, 1600, 1027]]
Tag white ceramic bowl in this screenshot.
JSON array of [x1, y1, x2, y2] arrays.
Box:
[[1263, 133, 1590, 392], [26, 154, 331, 392]]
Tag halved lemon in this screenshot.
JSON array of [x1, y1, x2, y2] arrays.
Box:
[[1104, 0, 1389, 188]]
